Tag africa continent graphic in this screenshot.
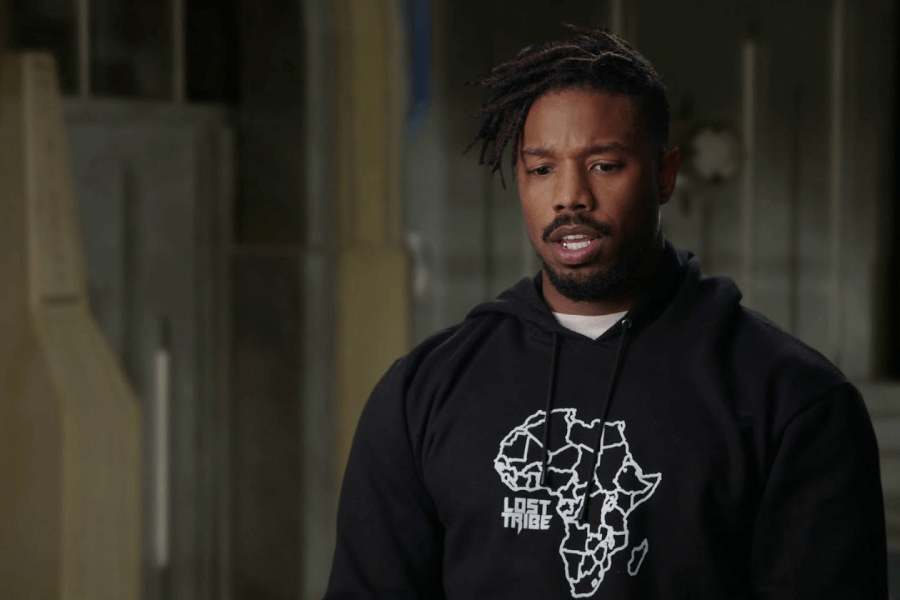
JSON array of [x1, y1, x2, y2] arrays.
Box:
[[494, 408, 662, 598]]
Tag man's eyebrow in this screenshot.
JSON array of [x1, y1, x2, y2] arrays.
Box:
[[520, 143, 629, 158]]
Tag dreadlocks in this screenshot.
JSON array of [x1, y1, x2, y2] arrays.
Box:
[[467, 23, 670, 187]]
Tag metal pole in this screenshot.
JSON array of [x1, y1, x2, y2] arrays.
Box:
[[740, 37, 757, 305], [610, 0, 624, 36], [0, 0, 9, 52], [154, 319, 172, 570], [828, 0, 845, 365], [172, 0, 185, 103], [77, 0, 90, 97]]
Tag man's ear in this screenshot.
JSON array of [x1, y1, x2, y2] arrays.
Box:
[[657, 147, 682, 206]]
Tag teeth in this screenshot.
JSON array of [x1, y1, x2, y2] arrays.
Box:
[[562, 240, 591, 250], [560, 234, 592, 250]]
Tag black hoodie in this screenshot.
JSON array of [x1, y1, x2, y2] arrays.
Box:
[[326, 241, 887, 599]]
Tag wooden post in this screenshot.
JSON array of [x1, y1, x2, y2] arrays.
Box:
[[332, 0, 410, 486], [0, 53, 141, 599]]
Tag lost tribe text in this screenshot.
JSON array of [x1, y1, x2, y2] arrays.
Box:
[[501, 496, 553, 532]]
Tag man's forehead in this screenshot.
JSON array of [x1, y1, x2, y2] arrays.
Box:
[[520, 142, 632, 158], [525, 89, 637, 124], [519, 90, 642, 152]]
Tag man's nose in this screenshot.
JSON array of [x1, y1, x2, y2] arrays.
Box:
[[554, 166, 594, 212]]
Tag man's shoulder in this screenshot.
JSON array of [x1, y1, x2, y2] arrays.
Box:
[[737, 306, 840, 368], [387, 310, 512, 387], [729, 305, 850, 402], [362, 311, 514, 437], [412, 310, 512, 362]]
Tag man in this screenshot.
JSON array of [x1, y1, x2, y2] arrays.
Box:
[[326, 24, 887, 599]]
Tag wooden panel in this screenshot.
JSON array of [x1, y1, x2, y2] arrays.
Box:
[[0, 319, 61, 600], [42, 306, 141, 599], [334, 0, 406, 249], [334, 248, 411, 482], [20, 54, 87, 302], [333, 0, 411, 483], [0, 52, 141, 600]]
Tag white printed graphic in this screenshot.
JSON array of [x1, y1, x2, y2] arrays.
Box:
[[494, 409, 661, 598], [627, 539, 649, 576]]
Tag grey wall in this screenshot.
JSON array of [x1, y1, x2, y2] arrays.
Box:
[[637, 0, 898, 382], [230, 0, 306, 595], [59, 1, 337, 598], [65, 98, 233, 600]]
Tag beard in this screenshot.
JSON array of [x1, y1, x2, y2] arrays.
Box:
[[539, 214, 650, 303]]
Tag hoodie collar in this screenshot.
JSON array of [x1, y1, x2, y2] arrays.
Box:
[[465, 239, 691, 341]]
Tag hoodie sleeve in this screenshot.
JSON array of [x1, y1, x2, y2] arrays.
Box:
[[325, 360, 445, 599], [751, 383, 887, 599]]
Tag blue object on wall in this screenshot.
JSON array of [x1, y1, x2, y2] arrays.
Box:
[[401, 0, 432, 140]]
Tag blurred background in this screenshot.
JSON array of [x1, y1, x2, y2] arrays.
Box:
[[0, 0, 899, 598]]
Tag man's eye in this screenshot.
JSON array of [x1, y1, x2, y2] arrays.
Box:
[[530, 166, 552, 176], [595, 163, 618, 172]]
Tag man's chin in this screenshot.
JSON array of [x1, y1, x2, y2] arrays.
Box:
[[544, 268, 619, 303], [540, 247, 645, 303], [547, 265, 603, 287]]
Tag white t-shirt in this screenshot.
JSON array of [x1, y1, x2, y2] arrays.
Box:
[[552, 310, 628, 340]]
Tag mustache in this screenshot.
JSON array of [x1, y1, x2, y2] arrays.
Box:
[[541, 214, 612, 242]]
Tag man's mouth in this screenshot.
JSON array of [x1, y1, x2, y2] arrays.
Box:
[[560, 234, 593, 250], [552, 234, 602, 266], [542, 218, 610, 266], [543, 219, 611, 244]]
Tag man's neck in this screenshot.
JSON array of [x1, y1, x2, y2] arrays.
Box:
[[541, 237, 664, 316]]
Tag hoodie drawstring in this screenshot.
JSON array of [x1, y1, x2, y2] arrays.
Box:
[[577, 318, 632, 523], [540, 332, 560, 486]]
